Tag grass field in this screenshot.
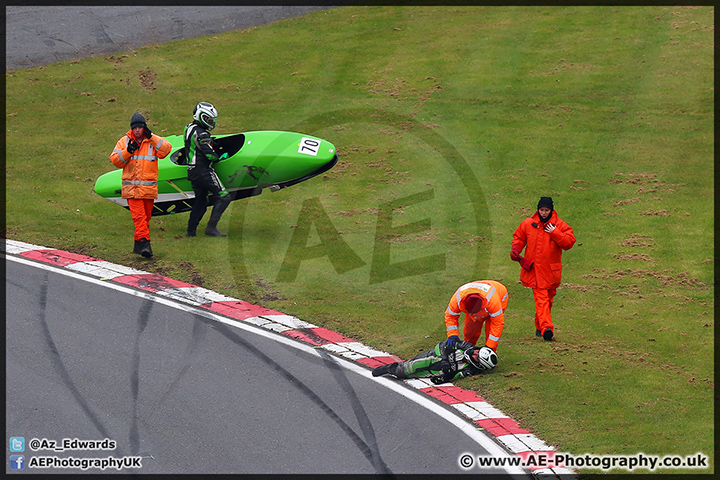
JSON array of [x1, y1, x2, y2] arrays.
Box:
[[6, 6, 713, 474]]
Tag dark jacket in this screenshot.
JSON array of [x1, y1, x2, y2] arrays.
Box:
[[184, 121, 219, 171]]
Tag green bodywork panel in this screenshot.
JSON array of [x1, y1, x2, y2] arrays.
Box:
[[95, 131, 337, 214]]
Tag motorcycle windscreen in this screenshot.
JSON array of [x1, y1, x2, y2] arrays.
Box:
[[170, 133, 246, 165]]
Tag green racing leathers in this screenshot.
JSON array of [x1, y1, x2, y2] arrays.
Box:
[[184, 121, 231, 236], [379, 340, 489, 384]]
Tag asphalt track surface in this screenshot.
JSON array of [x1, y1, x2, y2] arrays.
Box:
[[6, 6, 336, 70], [6, 256, 527, 475]]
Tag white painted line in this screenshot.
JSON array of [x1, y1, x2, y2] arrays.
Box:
[[243, 316, 272, 327], [7, 253, 529, 477], [155, 286, 238, 305], [497, 433, 554, 453], [65, 261, 149, 278], [264, 322, 294, 333], [405, 378, 435, 389], [331, 341, 394, 358], [425, 379, 453, 386], [4, 239, 52, 254], [455, 400, 510, 420], [260, 314, 319, 329]]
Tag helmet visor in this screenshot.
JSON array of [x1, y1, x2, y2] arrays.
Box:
[[463, 348, 482, 370], [203, 114, 216, 127]]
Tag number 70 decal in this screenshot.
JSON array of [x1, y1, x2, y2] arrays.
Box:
[[298, 137, 321, 156]]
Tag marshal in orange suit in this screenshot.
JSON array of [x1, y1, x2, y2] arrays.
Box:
[[511, 197, 576, 341], [444, 280, 509, 352]]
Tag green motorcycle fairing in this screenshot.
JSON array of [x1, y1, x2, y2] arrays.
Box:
[[94, 131, 338, 215]]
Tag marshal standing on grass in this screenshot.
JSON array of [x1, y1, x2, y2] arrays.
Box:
[[372, 339, 497, 384], [184, 102, 232, 237], [110, 112, 172, 258], [511, 196, 576, 341]]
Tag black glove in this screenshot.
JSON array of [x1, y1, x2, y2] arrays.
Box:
[[430, 375, 446, 385], [445, 335, 459, 348], [431, 373, 453, 385], [127, 138, 139, 154], [144, 126, 152, 139], [440, 360, 451, 373], [197, 130, 213, 146]]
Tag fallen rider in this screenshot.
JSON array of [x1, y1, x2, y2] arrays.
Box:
[[372, 339, 497, 385]]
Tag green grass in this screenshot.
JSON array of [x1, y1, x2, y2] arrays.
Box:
[[6, 6, 713, 474]]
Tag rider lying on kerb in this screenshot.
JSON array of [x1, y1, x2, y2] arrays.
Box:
[[372, 339, 497, 385]]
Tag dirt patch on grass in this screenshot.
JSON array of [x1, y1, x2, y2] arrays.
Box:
[[609, 172, 660, 185], [66, 244, 99, 257], [365, 66, 444, 112], [551, 58, 593, 74], [383, 169, 411, 185], [608, 171, 685, 195], [105, 55, 128, 65], [514, 205, 534, 218], [323, 153, 354, 179], [608, 171, 680, 211], [619, 233, 655, 248], [378, 226, 442, 243], [613, 197, 641, 207], [639, 209, 670, 216], [126, 259, 205, 287], [126, 257, 156, 271], [561, 282, 607, 292], [138, 68, 156, 91], [177, 261, 204, 286], [583, 268, 706, 288], [335, 207, 381, 217], [256, 277, 283, 302], [612, 253, 653, 262], [551, 339, 713, 388]]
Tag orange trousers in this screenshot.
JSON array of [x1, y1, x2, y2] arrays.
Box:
[[464, 318, 493, 348], [128, 198, 154, 241], [463, 293, 509, 349], [533, 288, 557, 334]]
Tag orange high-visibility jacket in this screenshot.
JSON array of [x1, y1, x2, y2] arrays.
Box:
[[511, 210, 576, 289], [444, 280, 507, 346], [110, 130, 172, 199]]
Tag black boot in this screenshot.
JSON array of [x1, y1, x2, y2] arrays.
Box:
[[543, 328, 553, 341], [372, 362, 398, 377], [137, 238, 153, 258], [204, 224, 226, 237], [187, 190, 208, 239], [133, 239, 143, 254], [204, 194, 231, 237]]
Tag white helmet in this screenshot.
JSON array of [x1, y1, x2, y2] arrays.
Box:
[[193, 102, 218, 131], [465, 346, 498, 370]]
